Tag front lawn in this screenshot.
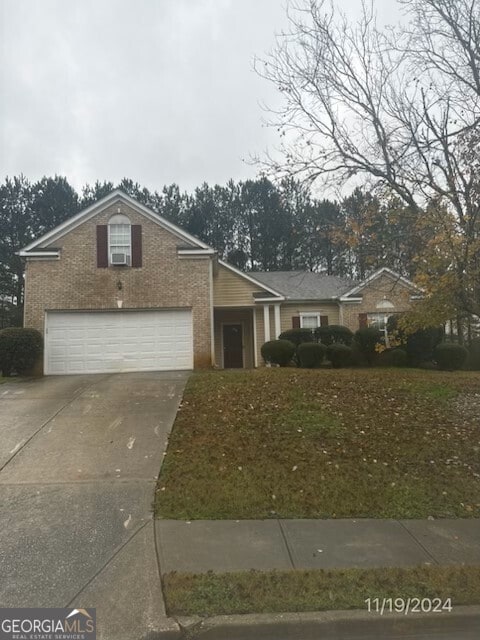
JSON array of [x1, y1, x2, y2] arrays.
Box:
[[163, 565, 480, 616], [156, 369, 480, 519]]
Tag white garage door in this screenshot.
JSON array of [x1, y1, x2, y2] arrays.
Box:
[[45, 310, 193, 374]]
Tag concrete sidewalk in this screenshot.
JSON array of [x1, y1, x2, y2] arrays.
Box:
[[156, 518, 480, 573]]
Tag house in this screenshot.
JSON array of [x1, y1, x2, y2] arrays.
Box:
[[19, 190, 421, 374]]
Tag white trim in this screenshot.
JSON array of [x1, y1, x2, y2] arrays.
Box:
[[254, 297, 285, 303], [339, 296, 363, 303], [178, 249, 216, 256], [300, 312, 321, 329], [218, 260, 284, 299], [339, 302, 344, 325], [341, 267, 421, 298], [18, 250, 60, 257], [43, 311, 48, 375], [263, 305, 271, 343], [19, 189, 211, 254], [220, 321, 245, 368], [209, 259, 215, 366], [274, 304, 281, 338], [252, 307, 258, 368]]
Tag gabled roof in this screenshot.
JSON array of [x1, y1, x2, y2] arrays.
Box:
[[253, 271, 356, 301], [19, 189, 211, 255], [218, 261, 284, 299], [340, 267, 422, 300]]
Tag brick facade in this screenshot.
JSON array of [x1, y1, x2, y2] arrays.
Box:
[[340, 273, 414, 331], [23, 192, 418, 371], [24, 202, 212, 368]]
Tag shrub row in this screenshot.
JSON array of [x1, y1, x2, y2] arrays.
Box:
[[262, 339, 357, 369], [279, 325, 354, 347], [0, 328, 43, 376], [263, 328, 470, 371]]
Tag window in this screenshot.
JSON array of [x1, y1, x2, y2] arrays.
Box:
[[300, 313, 321, 329], [108, 214, 131, 266], [368, 313, 396, 347], [367, 313, 389, 330]]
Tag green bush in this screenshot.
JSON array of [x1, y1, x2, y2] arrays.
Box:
[[327, 343, 352, 368], [0, 327, 43, 376], [377, 348, 408, 368], [466, 338, 480, 371], [261, 339, 295, 367], [433, 343, 468, 371], [354, 327, 382, 366], [315, 324, 354, 346], [278, 328, 314, 347], [387, 315, 443, 367], [297, 342, 326, 368], [350, 342, 368, 367]]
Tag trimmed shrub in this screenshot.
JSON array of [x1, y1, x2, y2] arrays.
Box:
[[354, 327, 382, 366], [297, 342, 326, 368], [279, 328, 314, 347], [466, 338, 480, 371], [315, 324, 354, 346], [377, 348, 408, 368], [387, 315, 443, 367], [0, 327, 43, 376], [261, 339, 295, 367], [327, 343, 352, 368], [433, 343, 468, 371], [350, 342, 369, 367]]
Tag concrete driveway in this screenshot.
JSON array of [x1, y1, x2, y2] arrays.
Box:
[[0, 372, 188, 639]]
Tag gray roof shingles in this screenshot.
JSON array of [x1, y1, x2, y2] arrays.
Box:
[[252, 271, 357, 301]]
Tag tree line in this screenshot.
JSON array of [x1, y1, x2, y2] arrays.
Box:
[[0, 173, 431, 326]]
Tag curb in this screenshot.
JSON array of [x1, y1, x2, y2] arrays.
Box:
[[173, 605, 480, 639]]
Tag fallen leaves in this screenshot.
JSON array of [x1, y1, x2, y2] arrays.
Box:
[[156, 368, 480, 519]]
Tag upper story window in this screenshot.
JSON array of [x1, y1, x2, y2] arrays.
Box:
[[108, 214, 131, 266]]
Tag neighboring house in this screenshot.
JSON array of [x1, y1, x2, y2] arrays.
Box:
[[19, 190, 421, 374]]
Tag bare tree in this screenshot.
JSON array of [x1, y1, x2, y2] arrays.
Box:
[[256, 0, 480, 316]]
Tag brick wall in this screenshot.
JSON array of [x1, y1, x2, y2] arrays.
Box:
[[340, 273, 414, 331], [24, 202, 212, 368]]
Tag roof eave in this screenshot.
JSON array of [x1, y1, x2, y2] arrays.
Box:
[[19, 189, 212, 253]]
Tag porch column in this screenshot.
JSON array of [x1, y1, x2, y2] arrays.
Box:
[[274, 304, 281, 338], [263, 304, 271, 343]]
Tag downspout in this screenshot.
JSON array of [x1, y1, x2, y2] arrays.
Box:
[[209, 257, 215, 366]]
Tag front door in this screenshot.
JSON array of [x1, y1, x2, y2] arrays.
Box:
[[223, 324, 244, 368]]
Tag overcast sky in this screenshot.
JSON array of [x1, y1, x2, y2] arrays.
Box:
[[0, 0, 401, 193]]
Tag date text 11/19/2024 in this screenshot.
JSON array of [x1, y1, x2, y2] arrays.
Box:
[[365, 598, 452, 615]]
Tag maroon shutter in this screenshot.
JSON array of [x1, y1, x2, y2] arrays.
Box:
[[292, 316, 300, 328], [96, 225, 108, 268], [320, 315, 329, 326], [131, 225, 142, 268], [359, 313, 368, 328]]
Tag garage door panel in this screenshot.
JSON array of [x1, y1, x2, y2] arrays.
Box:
[[45, 310, 194, 374]]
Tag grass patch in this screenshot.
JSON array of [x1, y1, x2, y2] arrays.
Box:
[[401, 380, 458, 402], [163, 566, 480, 617], [0, 376, 20, 384], [156, 368, 480, 519]]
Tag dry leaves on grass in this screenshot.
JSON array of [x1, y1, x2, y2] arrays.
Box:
[[156, 368, 480, 519]]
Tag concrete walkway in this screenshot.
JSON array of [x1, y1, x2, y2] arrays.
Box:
[[156, 518, 480, 573], [0, 372, 188, 640]]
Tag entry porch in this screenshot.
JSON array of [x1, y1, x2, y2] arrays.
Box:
[[213, 304, 282, 369]]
